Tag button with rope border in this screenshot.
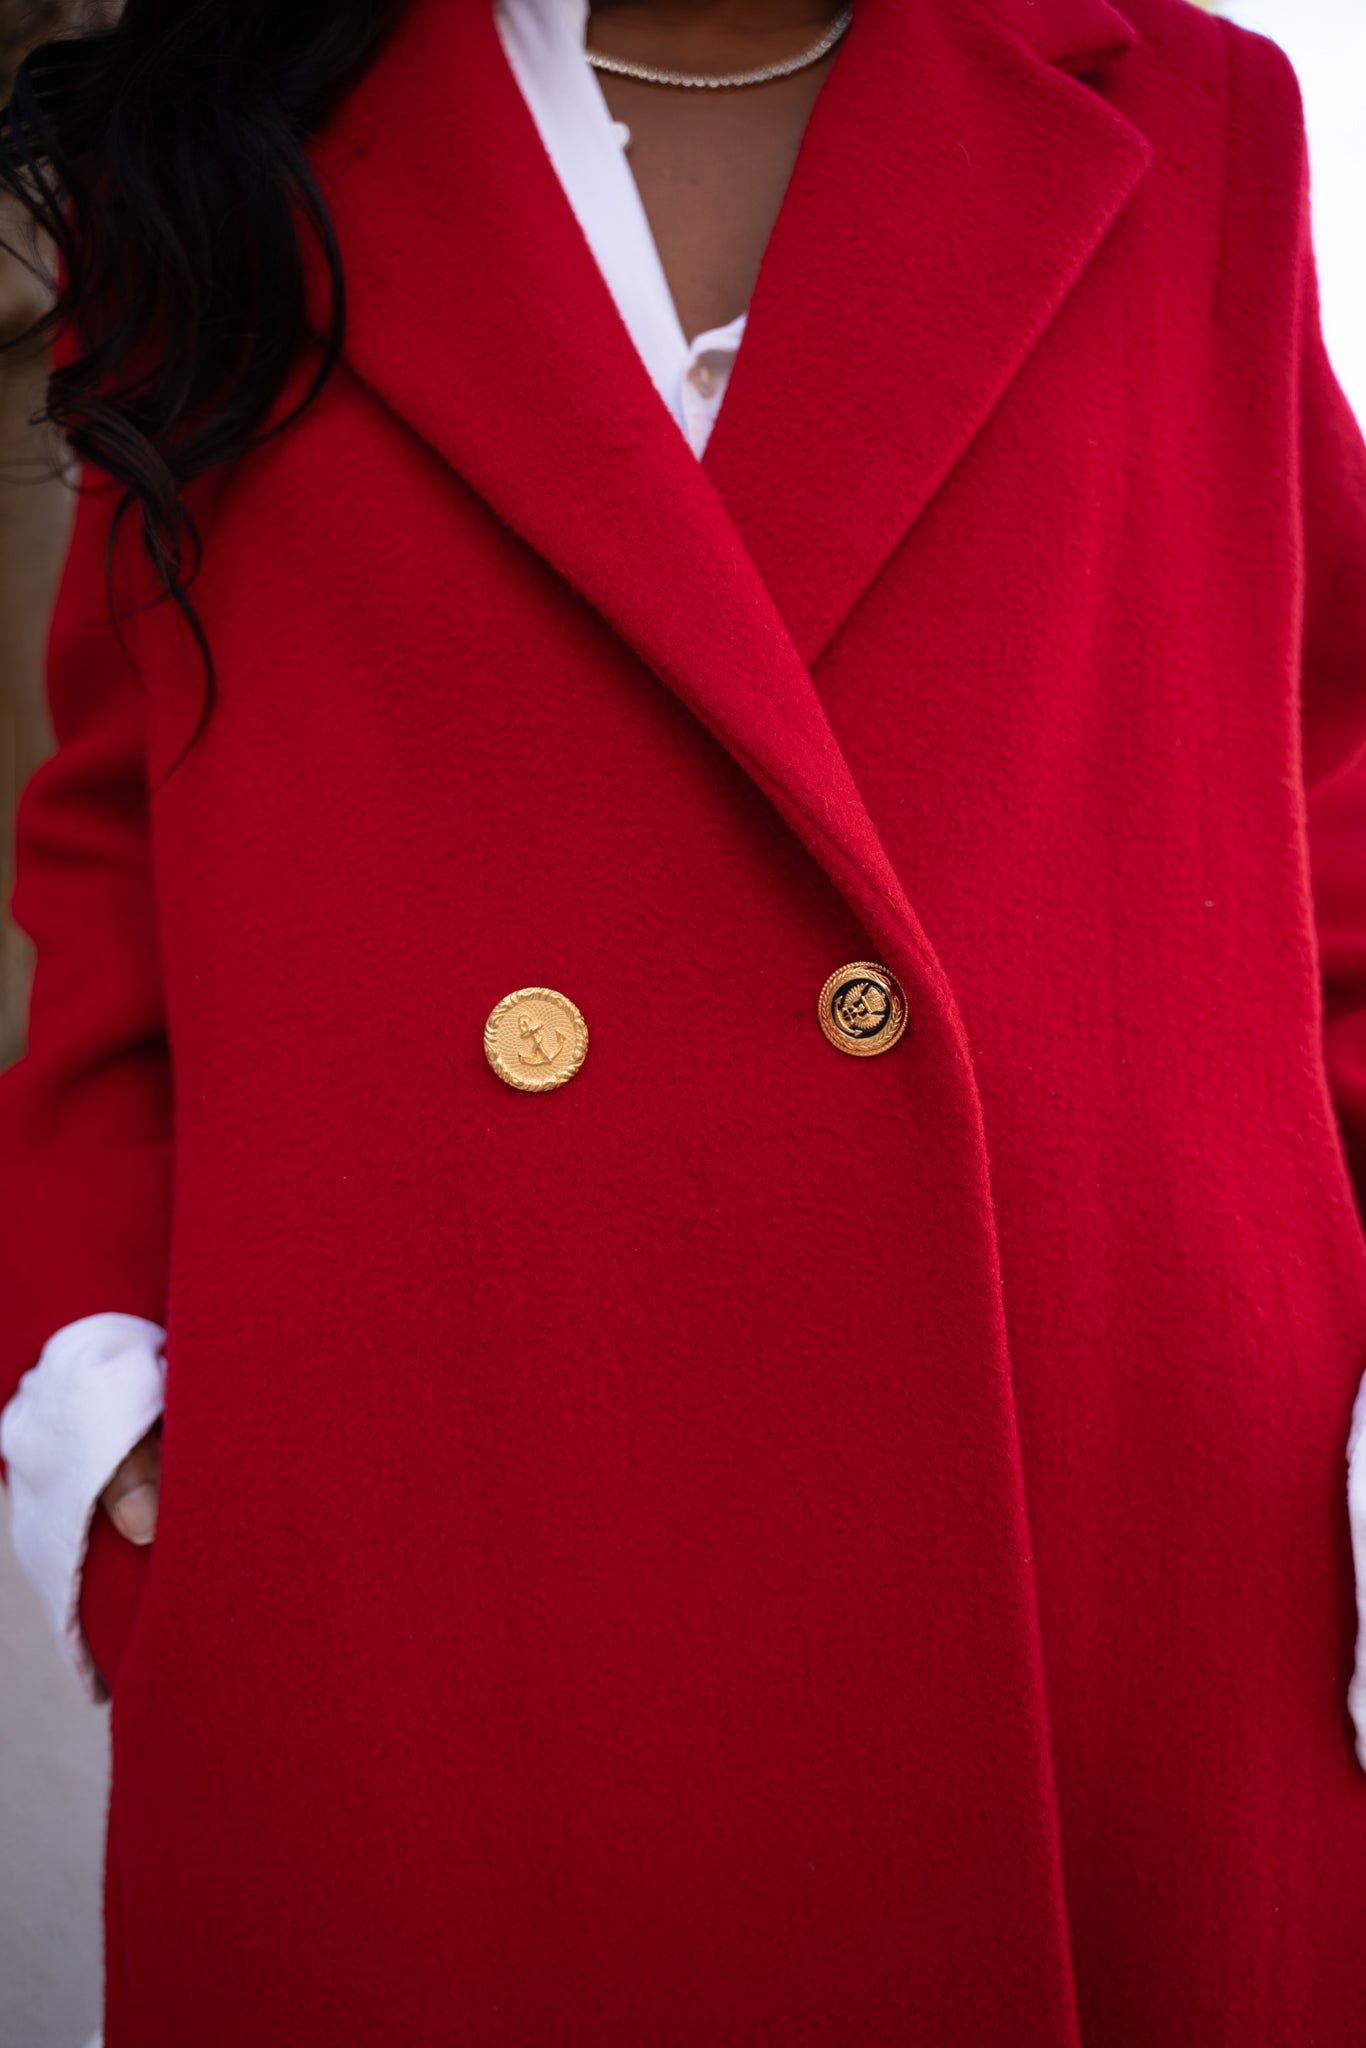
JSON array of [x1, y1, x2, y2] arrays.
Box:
[[484, 987, 589, 1092], [817, 961, 909, 1057]]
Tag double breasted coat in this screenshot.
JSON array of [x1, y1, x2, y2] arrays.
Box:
[[4, 0, 1366, 2038]]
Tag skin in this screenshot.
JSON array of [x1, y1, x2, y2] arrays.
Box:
[[588, 0, 846, 340], [93, 0, 845, 1550]]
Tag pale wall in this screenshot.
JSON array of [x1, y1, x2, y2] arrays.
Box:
[[0, 1542, 106, 2048]]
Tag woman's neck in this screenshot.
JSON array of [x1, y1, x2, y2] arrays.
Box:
[[584, 0, 848, 342]]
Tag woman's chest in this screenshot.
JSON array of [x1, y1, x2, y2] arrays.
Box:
[[142, 257, 1303, 1038]]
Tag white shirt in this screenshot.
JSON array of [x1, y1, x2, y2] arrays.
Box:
[[6, 0, 1366, 1770]]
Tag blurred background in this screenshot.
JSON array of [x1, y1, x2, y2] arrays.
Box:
[[1223, 0, 1366, 424], [0, 1, 1362, 2043]]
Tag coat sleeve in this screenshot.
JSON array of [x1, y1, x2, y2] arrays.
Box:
[[1292, 155, 1366, 1770], [0, 462, 174, 1411], [1300, 246, 1366, 1231]]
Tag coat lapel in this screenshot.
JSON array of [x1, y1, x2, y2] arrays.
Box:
[[305, 0, 929, 973], [701, 0, 1152, 666], [304, 0, 1149, 974]]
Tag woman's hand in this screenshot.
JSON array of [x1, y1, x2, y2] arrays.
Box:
[[100, 1422, 162, 1545]]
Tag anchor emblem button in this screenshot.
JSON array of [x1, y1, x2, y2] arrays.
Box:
[[484, 987, 589, 1093]]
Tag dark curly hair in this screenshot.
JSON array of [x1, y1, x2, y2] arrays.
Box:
[[0, 0, 411, 762]]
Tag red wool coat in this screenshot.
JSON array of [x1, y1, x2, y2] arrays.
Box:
[[5, 0, 1366, 2039]]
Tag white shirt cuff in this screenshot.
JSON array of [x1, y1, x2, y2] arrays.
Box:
[[1347, 1368, 1366, 1769], [1, 1312, 167, 1702]]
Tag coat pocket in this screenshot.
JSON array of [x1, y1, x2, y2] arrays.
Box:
[[79, 1505, 154, 1695]]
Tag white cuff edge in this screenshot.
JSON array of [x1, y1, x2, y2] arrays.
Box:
[[2, 1313, 167, 1704]]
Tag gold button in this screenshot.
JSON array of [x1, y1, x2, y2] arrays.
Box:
[[484, 987, 588, 1092], [818, 962, 909, 1057]]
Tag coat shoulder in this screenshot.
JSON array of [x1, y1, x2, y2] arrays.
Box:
[[1095, 0, 1311, 274], [1117, 0, 1306, 152]]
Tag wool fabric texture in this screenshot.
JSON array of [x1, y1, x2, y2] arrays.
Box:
[[3, 0, 1366, 2039]]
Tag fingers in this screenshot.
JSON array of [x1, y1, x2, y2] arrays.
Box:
[[99, 1423, 162, 1546]]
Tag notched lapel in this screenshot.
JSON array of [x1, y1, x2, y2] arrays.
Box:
[[702, 0, 1153, 666]]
